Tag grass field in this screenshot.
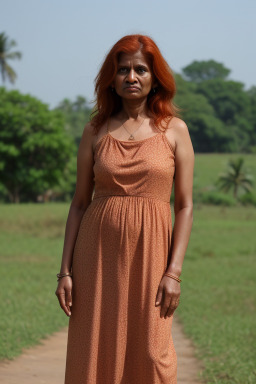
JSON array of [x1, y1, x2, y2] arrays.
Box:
[[0, 202, 255, 383], [175, 205, 256, 383], [0, 203, 70, 360], [194, 153, 256, 193]]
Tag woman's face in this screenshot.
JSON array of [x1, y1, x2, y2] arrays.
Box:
[[112, 50, 157, 100]]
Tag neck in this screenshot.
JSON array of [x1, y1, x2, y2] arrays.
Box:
[[120, 98, 149, 120]]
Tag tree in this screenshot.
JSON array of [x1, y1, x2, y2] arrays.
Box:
[[197, 79, 250, 124], [182, 60, 230, 83], [0, 32, 22, 84], [0, 87, 75, 202], [177, 63, 254, 153], [55, 95, 92, 146], [174, 74, 229, 152], [246, 86, 256, 149], [216, 157, 254, 199], [196, 79, 253, 152]]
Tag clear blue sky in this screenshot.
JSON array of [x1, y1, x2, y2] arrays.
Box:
[[1, 0, 255, 109]]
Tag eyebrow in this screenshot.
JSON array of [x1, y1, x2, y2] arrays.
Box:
[[117, 63, 148, 68]]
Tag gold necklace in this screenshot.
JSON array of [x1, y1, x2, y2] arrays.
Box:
[[121, 117, 146, 140]]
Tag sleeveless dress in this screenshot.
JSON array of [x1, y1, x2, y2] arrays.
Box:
[[64, 121, 177, 384]]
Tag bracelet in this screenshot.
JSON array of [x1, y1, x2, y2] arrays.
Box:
[[164, 272, 182, 283], [57, 272, 72, 281]]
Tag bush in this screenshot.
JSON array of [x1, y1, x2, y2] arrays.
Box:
[[238, 192, 256, 206], [201, 191, 236, 206]]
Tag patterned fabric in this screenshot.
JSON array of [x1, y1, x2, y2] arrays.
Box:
[[64, 124, 177, 384]]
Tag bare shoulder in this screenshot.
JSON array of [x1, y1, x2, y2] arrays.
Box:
[[82, 121, 95, 139], [167, 117, 189, 136], [76, 122, 95, 162], [165, 117, 194, 155], [79, 121, 95, 150]]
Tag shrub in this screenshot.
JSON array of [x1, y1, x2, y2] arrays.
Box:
[[201, 191, 236, 206], [238, 192, 256, 206]]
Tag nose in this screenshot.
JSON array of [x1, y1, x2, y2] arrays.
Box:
[[126, 68, 137, 83]]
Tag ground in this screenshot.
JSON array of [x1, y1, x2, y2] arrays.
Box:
[[0, 315, 204, 384]]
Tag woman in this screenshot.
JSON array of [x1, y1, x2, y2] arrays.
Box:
[[55, 34, 194, 384]]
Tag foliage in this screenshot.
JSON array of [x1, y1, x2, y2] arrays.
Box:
[[0, 32, 22, 84], [0, 87, 75, 202], [54, 96, 91, 147], [200, 190, 236, 206], [50, 155, 77, 202], [174, 60, 256, 153], [246, 86, 256, 148], [1, 56, 256, 203], [182, 59, 231, 82], [174, 76, 229, 152], [238, 191, 256, 206], [216, 157, 254, 199]]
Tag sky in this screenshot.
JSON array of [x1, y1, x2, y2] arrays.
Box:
[[1, 0, 256, 109]]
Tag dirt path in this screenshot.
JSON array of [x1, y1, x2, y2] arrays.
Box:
[[172, 317, 204, 383], [0, 316, 204, 384]]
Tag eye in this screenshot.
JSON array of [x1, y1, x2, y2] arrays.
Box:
[[118, 67, 128, 73], [137, 67, 147, 73]]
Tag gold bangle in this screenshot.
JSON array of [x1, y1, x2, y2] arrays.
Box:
[[56, 272, 72, 277], [164, 273, 182, 283], [56, 272, 72, 281]]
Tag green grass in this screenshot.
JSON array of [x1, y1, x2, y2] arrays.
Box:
[[194, 153, 256, 193], [0, 203, 70, 360], [175, 205, 256, 383], [0, 203, 255, 384]]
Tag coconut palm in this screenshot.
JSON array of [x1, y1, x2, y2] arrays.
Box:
[[216, 157, 254, 199], [0, 32, 22, 84]]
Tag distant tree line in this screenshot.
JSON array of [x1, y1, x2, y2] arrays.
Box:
[[54, 60, 256, 154], [1, 36, 256, 202], [175, 60, 256, 153]]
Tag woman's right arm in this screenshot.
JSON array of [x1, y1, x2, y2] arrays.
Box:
[[55, 122, 95, 317]]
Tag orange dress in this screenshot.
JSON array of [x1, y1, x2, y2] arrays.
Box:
[[64, 122, 177, 384]]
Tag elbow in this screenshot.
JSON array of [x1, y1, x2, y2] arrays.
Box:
[[186, 204, 194, 223], [70, 194, 90, 212], [190, 205, 194, 224], [174, 199, 193, 217]]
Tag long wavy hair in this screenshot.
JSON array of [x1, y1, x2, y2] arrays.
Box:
[[90, 34, 180, 133]]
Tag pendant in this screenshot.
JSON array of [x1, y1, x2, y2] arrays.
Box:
[[129, 135, 135, 140]]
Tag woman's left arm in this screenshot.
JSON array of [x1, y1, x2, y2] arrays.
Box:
[[155, 118, 194, 318]]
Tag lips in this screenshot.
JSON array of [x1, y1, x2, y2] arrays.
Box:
[[125, 86, 140, 90]]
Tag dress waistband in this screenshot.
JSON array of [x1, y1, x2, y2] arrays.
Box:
[[92, 194, 171, 204]]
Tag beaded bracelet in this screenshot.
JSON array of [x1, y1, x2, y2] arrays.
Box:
[[57, 272, 72, 282], [164, 272, 182, 283]]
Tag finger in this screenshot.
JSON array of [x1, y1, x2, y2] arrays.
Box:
[[65, 289, 72, 313], [160, 291, 171, 318], [56, 291, 71, 317], [155, 285, 163, 306], [165, 298, 179, 318]]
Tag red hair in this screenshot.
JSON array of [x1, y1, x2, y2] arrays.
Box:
[[90, 34, 180, 133]]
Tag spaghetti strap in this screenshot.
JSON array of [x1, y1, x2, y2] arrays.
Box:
[[153, 118, 176, 156], [152, 122, 163, 133]]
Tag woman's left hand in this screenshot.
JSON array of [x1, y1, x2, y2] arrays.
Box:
[[155, 275, 181, 318]]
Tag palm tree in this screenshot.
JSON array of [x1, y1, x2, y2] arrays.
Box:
[[0, 32, 22, 84], [216, 157, 254, 199]]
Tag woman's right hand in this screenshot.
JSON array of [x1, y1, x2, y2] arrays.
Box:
[[55, 276, 73, 317]]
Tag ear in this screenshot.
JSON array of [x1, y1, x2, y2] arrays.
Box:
[[152, 81, 158, 89]]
